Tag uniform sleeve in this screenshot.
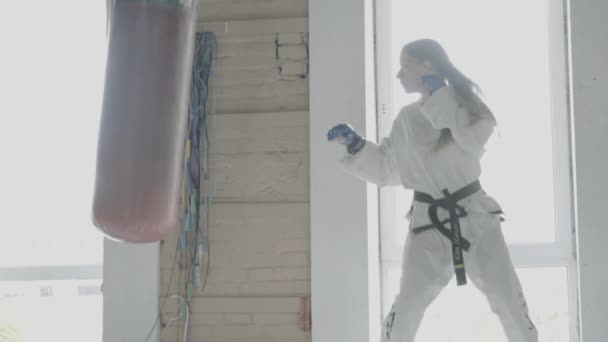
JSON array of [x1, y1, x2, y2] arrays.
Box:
[[338, 127, 402, 187], [420, 86, 495, 156]]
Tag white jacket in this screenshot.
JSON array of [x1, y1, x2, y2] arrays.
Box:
[[339, 86, 502, 236]]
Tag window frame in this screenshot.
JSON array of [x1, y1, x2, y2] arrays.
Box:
[[374, 1, 579, 341], [0, 266, 102, 281]]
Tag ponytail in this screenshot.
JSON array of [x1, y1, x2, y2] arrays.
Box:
[[436, 59, 494, 123], [405, 39, 495, 147]]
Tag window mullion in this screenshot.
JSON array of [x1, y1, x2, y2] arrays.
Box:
[[0, 265, 103, 281]]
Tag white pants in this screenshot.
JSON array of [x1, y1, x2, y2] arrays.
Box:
[[381, 214, 538, 342]]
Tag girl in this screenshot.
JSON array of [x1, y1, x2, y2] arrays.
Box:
[[327, 39, 537, 342]]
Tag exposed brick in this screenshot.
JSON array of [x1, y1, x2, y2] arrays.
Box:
[[278, 45, 308, 59], [239, 280, 310, 296], [280, 252, 310, 266], [247, 268, 276, 281], [189, 297, 301, 314], [224, 313, 253, 325], [253, 313, 299, 325], [280, 62, 307, 76], [246, 267, 310, 281], [212, 325, 266, 338], [207, 268, 248, 283], [277, 33, 305, 45], [190, 313, 224, 326], [160, 325, 211, 340], [277, 239, 310, 253], [265, 325, 310, 337]]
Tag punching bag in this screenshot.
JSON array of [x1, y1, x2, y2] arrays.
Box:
[[93, 0, 198, 243]]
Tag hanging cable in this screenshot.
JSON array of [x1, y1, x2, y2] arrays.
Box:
[[183, 31, 217, 296], [176, 31, 217, 342], [146, 31, 217, 342], [143, 238, 180, 342]]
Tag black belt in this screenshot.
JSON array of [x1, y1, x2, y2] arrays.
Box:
[[411, 180, 486, 286]]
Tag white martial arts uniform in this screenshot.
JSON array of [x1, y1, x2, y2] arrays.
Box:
[[339, 86, 538, 342]]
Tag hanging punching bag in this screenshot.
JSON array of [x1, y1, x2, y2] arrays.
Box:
[[93, 0, 198, 243]]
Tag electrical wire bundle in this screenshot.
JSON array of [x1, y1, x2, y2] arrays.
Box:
[[145, 31, 217, 342]]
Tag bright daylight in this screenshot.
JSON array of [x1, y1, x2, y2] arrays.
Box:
[[0, 1, 105, 342], [380, 1, 573, 341]]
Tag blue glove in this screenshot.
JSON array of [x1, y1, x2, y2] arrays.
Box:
[[327, 124, 366, 154], [327, 124, 359, 145], [421, 74, 446, 95]]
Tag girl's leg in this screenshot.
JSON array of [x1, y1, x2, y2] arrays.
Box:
[[466, 224, 538, 342], [381, 229, 453, 342]]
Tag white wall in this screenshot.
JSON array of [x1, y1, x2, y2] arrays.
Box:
[[309, 0, 382, 342], [103, 241, 160, 342], [569, 1, 608, 341]]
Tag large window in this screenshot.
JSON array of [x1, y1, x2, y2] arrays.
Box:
[[375, 0, 577, 341], [0, 1, 106, 341]]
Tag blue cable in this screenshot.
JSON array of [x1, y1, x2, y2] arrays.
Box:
[[180, 32, 217, 298]]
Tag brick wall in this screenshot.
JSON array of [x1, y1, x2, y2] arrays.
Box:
[[159, 2, 310, 341]]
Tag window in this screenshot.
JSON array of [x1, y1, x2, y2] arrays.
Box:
[[0, 2, 106, 341], [375, 0, 577, 341]]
